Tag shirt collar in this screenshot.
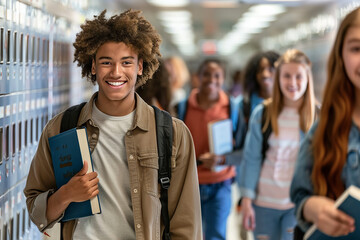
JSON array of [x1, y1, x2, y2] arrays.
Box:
[[188, 88, 229, 109], [78, 91, 150, 132]]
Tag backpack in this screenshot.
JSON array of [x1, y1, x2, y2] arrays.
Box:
[[60, 103, 173, 240], [175, 96, 242, 135]]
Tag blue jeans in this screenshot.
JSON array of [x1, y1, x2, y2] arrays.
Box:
[[200, 179, 232, 240], [253, 204, 296, 240]]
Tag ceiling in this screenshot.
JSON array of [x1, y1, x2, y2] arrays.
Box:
[[87, 0, 345, 66]]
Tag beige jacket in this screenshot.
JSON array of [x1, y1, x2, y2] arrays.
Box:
[[24, 92, 202, 240]]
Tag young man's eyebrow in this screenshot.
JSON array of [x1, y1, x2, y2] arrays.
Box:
[[98, 56, 112, 60], [97, 56, 135, 60]]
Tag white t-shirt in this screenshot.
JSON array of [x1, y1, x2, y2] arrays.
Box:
[[73, 102, 135, 240]]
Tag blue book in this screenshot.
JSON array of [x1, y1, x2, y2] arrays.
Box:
[[208, 119, 233, 172], [304, 185, 360, 240], [48, 127, 101, 222]]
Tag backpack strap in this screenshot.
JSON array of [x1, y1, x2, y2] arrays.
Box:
[[152, 106, 173, 240], [175, 99, 188, 121], [59, 102, 86, 240], [60, 102, 87, 133], [261, 103, 272, 163], [243, 96, 251, 125]]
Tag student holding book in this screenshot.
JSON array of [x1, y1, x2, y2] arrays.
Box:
[[290, 6, 360, 239], [176, 58, 238, 240], [23, 9, 202, 240], [240, 49, 316, 240]]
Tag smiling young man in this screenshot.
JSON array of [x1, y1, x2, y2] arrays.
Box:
[[24, 10, 202, 240]]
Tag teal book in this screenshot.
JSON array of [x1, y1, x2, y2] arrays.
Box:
[[304, 185, 360, 240], [48, 127, 101, 222]]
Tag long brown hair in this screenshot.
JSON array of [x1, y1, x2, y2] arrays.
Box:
[[263, 49, 315, 135], [311, 7, 360, 199]]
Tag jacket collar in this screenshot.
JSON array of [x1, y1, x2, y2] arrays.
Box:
[[78, 91, 150, 132]]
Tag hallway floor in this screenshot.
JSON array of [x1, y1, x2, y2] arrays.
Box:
[[227, 185, 254, 240]]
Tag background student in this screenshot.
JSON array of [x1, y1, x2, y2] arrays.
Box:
[[290, 6, 360, 238], [227, 51, 279, 240], [178, 58, 237, 240], [240, 49, 316, 240]]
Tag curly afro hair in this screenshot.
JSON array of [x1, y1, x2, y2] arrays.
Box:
[[73, 9, 162, 87]]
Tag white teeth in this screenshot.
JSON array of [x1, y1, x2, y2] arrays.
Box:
[[107, 81, 125, 86]]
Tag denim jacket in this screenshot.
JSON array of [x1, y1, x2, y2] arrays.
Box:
[[290, 121, 360, 231], [225, 93, 264, 166], [239, 104, 305, 199]]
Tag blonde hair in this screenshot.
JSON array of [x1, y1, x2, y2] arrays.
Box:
[[263, 49, 315, 135], [312, 7, 360, 199]]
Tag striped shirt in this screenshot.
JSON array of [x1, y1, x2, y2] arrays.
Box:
[[254, 107, 300, 210]]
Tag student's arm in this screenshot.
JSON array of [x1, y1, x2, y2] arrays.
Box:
[[239, 105, 264, 231], [24, 116, 99, 231], [239, 105, 263, 199], [167, 119, 202, 240], [302, 196, 354, 236]]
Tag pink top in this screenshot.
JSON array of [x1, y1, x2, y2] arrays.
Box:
[[254, 107, 300, 210]]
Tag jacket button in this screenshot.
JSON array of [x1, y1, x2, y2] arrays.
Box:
[[129, 155, 134, 160], [91, 133, 97, 139], [126, 131, 131, 136], [133, 189, 138, 193], [40, 224, 44, 228], [136, 224, 141, 229]]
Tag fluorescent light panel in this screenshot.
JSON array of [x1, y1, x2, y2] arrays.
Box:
[[147, 0, 189, 7]]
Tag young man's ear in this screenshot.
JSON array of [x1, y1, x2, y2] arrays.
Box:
[[91, 59, 96, 75], [138, 59, 143, 76]]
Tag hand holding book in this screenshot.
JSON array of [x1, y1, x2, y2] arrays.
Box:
[[49, 127, 101, 222], [62, 161, 100, 204], [303, 185, 360, 240], [198, 152, 225, 170]]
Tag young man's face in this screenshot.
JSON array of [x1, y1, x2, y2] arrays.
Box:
[[92, 41, 143, 105]]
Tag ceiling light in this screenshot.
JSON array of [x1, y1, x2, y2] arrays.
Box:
[[147, 0, 189, 7], [248, 4, 286, 16], [201, 0, 239, 8], [158, 11, 191, 21]]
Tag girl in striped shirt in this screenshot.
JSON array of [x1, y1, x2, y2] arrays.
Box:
[[240, 49, 317, 240]]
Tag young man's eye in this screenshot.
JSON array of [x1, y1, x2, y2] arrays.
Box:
[[100, 61, 111, 65]]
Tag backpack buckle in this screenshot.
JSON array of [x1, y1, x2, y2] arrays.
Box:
[[160, 177, 170, 189]]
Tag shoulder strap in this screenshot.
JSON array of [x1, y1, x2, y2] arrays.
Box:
[[176, 99, 188, 121], [59, 102, 86, 240], [261, 103, 272, 163], [60, 102, 87, 133], [243, 96, 251, 125], [152, 106, 173, 240], [229, 95, 239, 134]]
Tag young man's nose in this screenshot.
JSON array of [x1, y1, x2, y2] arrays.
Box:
[[110, 63, 122, 77]]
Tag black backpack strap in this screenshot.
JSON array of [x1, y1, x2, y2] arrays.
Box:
[[60, 102, 87, 133], [59, 102, 86, 240], [175, 99, 188, 121], [152, 106, 173, 240], [243, 96, 251, 125], [261, 103, 272, 163]]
